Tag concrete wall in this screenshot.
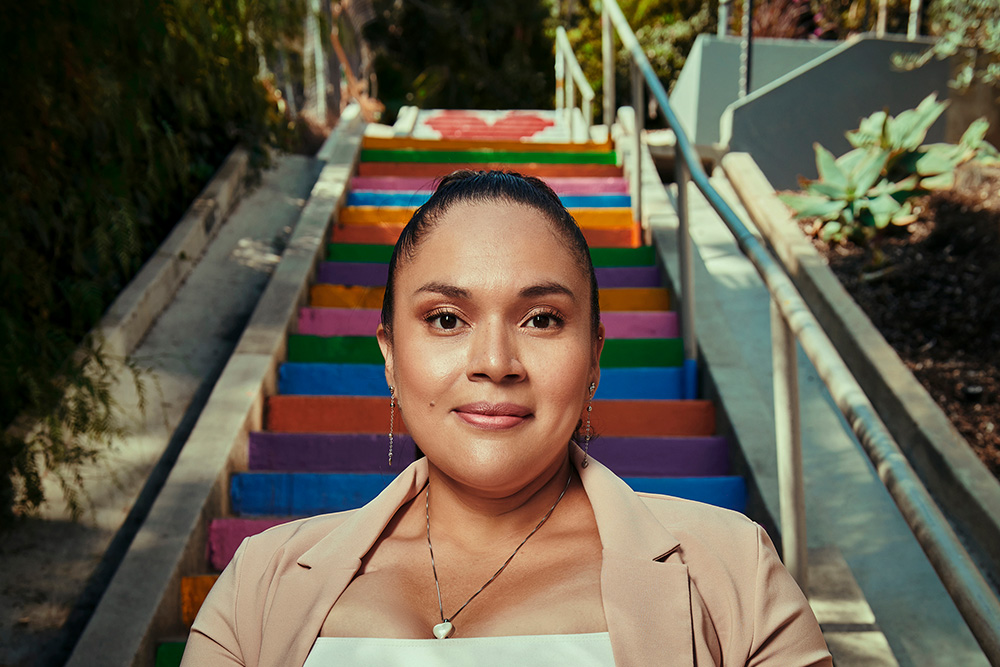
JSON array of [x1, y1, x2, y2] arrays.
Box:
[[722, 34, 950, 190], [672, 34, 838, 145]]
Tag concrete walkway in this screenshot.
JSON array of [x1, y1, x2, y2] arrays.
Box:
[[650, 171, 988, 666], [0, 154, 322, 667]]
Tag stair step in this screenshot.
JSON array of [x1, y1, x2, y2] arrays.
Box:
[[360, 149, 617, 165], [330, 222, 642, 248], [155, 642, 186, 667], [285, 335, 682, 367], [297, 308, 677, 340], [360, 136, 614, 153], [181, 574, 217, 626], [339, 206, 635, 229], [247, 432, 728, 475], [308, 285, 670, 311], [231, 472, 395, 515], [315, 262, 660, 288], [623, 476, 747, 512], [249, 433, 417, 472], [347, 191, 632, 209], [266, 396, 714, 436], [324, 243, 656, 267], [357, 162, 623, 179], [207, 517, 290, 570], [350, 175, 629, 194], [278, 363, 685, 398], [231, 471, 742, 516]]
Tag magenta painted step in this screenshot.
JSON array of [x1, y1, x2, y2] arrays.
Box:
[[296, 308, 677, 339], [249, 432, 724, 476], [298, 307, 381, 337], [249, 432, 417, 472], [602, 311, 678, 339], [315, 262, 659, 288], [208, 518, 289, 570], [350, 176, 629, 195]]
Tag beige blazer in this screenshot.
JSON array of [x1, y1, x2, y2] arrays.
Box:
[[184, 447, 832, 666]]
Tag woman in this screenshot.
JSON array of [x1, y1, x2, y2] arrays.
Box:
[[184, 171, 832, 665]]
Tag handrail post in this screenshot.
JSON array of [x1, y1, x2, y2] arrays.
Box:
[[602, 4, 614, 128], [771, 298, 807, 589], [674, 160, 697, 383], [567, 70, 577, 141], [555, 50, 565, 112], [631, 60, 643, 225]]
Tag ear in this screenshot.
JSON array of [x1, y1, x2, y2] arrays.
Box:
[[590, 322, 605, 391], [376, 323, 395, 390]]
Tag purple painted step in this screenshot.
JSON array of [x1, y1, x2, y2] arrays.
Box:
[[249, 432, 417, 472], [296, 308, 678, 339], [317, 262, 388, 286], [350, 175, 629, 195], [588, 437, 729, 477], [315, 263, 659, 289], [208, 518, 288, 570], [249, 432, 724, 477]]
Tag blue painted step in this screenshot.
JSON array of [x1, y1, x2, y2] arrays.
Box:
[[279, 363, 684, 400], [347, 191, 633, 209], [231, 472, 746, 516]]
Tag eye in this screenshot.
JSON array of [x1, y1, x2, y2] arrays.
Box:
[[426, 311, 464, 331], [523, 311, 564, 329]]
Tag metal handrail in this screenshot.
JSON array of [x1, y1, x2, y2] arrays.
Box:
[[555, 26, 595, 142], [595, 0, 1000, 661]]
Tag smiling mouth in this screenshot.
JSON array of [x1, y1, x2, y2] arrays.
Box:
[[453, 402, 533, 430]]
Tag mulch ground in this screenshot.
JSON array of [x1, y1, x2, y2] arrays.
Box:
[[798, 164, 1000, 478]]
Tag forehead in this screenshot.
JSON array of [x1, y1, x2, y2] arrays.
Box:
[[398, 201, 586, 289]]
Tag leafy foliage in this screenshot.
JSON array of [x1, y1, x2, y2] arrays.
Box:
[[780, 94, 999, 244], [893, 0, 1000, 90], [566, 0, 719, 125], [362, 0, 558, 122], [0, 0, 300, 521]]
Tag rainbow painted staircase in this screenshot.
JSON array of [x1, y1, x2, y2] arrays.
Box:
[[156, 113, 746, 665]]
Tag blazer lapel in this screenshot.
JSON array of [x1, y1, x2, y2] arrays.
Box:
[[574, 446, 695, 665]]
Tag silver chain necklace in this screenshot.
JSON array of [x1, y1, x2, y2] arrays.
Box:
[[425, 473, 573, 639]]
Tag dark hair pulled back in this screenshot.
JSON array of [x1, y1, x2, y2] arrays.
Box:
[[380, 170, 601, 342]]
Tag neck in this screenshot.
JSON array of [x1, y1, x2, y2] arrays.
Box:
[[424, 453, 575, 550]]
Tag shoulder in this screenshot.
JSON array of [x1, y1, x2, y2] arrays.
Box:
[[636, 492, 761, 552]]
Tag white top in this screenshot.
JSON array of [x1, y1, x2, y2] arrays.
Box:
[[302, 632, 616, 666]]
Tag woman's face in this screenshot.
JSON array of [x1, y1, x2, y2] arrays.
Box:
[[377, 201, 603, 497]]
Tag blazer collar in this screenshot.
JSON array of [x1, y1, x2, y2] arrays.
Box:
[[262, 449, 692, 666]]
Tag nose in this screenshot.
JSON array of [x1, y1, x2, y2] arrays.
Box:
[[467, 320, 526, 383]]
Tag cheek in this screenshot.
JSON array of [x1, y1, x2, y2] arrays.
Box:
[[389, 332, 464, 402]]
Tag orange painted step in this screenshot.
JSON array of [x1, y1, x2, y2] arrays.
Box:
[[330, 222, 640, 248], [309, 285, 669, 311], [181, 574, 217, 627], [267, 396, 712, 436], [357, 162, 623, 179], [340, 206, 635, 229], [361, 136, 614, 153]]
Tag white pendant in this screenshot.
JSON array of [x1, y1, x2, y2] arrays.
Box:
[[433, 621, 454, 639]]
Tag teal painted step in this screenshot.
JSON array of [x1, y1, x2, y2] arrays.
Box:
[[326, 244, 657, 267], [232, 472, 746, 516], [287, 335, 684, 368], [279, 363, 684, 399]]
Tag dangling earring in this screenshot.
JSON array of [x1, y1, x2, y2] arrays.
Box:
[[582, 382, 595, 468], [388, 386, 395, 466]]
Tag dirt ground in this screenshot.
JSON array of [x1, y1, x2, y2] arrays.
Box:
[[799, 164, 1000, 477]]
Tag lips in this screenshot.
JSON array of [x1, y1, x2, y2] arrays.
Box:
[[453, 402, 532, 430]]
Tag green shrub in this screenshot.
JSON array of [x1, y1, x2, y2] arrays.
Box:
[[780, 94, 999, 245], [0, 0, 300, 521]]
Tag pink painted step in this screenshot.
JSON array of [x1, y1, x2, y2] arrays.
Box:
[[207, 518, 289, 570], [298, 308, 677, 339], [350, 176, 629, 195]]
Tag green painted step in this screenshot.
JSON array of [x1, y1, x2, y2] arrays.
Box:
[[327, 244, 656, 267], [155, 642, 185, 667], [287, 335, 682, 368], [360, 149, 618, 165]]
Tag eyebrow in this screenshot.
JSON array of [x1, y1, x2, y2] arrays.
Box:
[[413, 280, 576, 301]]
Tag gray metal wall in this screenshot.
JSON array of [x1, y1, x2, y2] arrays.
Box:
[[721, 35, 950, 190], [672, 35, 837, 145]]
